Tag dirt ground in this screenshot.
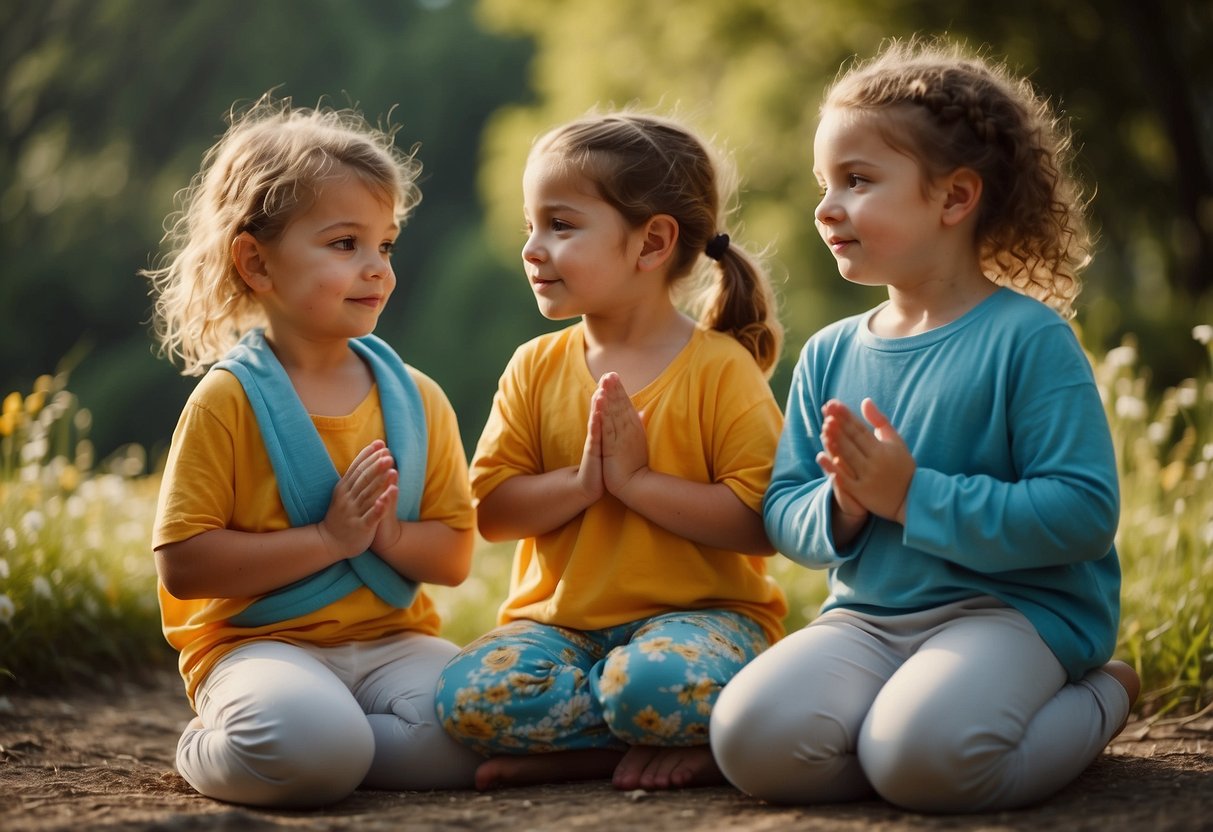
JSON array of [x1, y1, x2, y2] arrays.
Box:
[[2, 664, 1210, 832]]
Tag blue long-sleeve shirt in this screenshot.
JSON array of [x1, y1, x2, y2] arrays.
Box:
[[764, 289, 1120, 680]]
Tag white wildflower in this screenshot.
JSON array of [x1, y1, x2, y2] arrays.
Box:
[[19, 510, 44, 540], [0, 558, 8, 580], [66, 495, 85, 519], [1192, 324, 1213, 345], [20, 436, 47, 464], [1175, 383, 1198, 409], [1146, 422, 1169, 445], [32, 575, 53, 599], [1104, 345, 1137, 369], [0, 528, 14, 551], [1115, 395, 1147, 421], [0, 594, 15, 624]]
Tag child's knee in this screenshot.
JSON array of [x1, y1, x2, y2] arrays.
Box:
[[597, 655, 714, 744], [858, 719, 1005, 812], [179, 701, 374, 807], [711, 680, 865, 803]]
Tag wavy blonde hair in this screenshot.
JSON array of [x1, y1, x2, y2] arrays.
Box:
[[143, 94, 421, 375], [532, 112, 783, 375], [824, 38, 1093, 318]]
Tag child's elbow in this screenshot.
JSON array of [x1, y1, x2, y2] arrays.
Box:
[[429, 529, 475, 586], [154, 546, 202, 599], [475, 512, 515, 543]]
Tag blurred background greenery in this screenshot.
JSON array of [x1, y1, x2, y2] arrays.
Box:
[[1, 1, 1211, 716], [2, 0, 1210, 463]]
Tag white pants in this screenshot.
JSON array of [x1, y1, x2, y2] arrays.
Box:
[[177, 635, 482, 808], [710, 597, 1129, 812]]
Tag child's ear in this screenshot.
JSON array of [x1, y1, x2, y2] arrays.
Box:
[[232, 232, 271, 292], [940, 168, 983, 227], [636, 214, 679, 272]]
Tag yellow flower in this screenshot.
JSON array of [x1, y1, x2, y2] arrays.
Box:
[[633, 707, 681, 738], [598, 655, 630, 697], [484, 684, 512, 704], [0, 411, 15, 437], [677, 678, 716, 706], [672, 644, 701, 662], [639, 636, 674, 655], [24, 390, 46, 416], [632, 706, 664, 733], [2, 392, 21, 417], [508, 672, 554, 694], [451, 711, 495, 740], [482, 646, 520, 672], [58, 464, 80, 493]]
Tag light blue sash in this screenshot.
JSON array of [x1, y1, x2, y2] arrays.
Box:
[[214, 329, 426, 627]]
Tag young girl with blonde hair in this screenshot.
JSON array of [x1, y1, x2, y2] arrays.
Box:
[[144, 95, 480, 807], [710, 39, 1139, 812], [435, 111, 787, 791]]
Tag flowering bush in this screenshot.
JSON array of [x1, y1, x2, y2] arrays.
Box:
[[0, 374, 166, 690]]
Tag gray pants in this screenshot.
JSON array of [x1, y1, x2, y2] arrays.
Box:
[[176, 634, 482, 808], [710, 597, 1129, 812]]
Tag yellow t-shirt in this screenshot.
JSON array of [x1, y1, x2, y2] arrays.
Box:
[[471, 323, 787, 644], [153, 365, 473, 704]]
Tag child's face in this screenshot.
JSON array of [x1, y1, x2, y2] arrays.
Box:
[[520, 152, 649, 321], [812, 108, 948, 289], [254, 172, 399, 342]]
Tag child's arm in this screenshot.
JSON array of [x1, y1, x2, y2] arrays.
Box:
[[370, 515, 474, 588], [476, 394, 604, 541], [597, 373, 773, 555], [155, 440, 398, 599]]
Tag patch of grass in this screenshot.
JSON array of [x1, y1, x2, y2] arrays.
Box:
[[0, 375, 170, 692], [1098, 328, 1213, 719]]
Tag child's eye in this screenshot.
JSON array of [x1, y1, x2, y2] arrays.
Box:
[[333, 237, 356, 251], [381, 240, 396, 255], [550, 219, 571, 232], [847, 174, 867, 188]]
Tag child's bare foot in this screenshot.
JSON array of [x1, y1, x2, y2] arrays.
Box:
[[474, 750, 622, 791], [1101, 659, 1141, 738], [611, 745, 725, 790]]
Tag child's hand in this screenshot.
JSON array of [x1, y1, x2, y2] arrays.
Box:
[[820, 398, 915, 524], [578, 385, 606, 504], [598, 372, 649, 499], [318, 439, 399, 560]]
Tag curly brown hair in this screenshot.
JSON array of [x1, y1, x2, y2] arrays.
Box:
[[824, 38, 1093, 318]]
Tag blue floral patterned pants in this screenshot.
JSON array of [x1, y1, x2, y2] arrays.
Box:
[[435, 610, 770, 756]]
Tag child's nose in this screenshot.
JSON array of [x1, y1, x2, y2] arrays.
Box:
[[814, 193, 841, 225], [522, 234, 545, 263]]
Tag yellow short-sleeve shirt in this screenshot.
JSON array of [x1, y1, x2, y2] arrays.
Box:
[[153, 364, 472, 704], [471, 324, 787, 644]]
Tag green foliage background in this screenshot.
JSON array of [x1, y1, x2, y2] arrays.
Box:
[[3, 0, 1211, 462]]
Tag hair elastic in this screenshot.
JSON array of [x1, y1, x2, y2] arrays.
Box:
[[705, 233, 730, 261]]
